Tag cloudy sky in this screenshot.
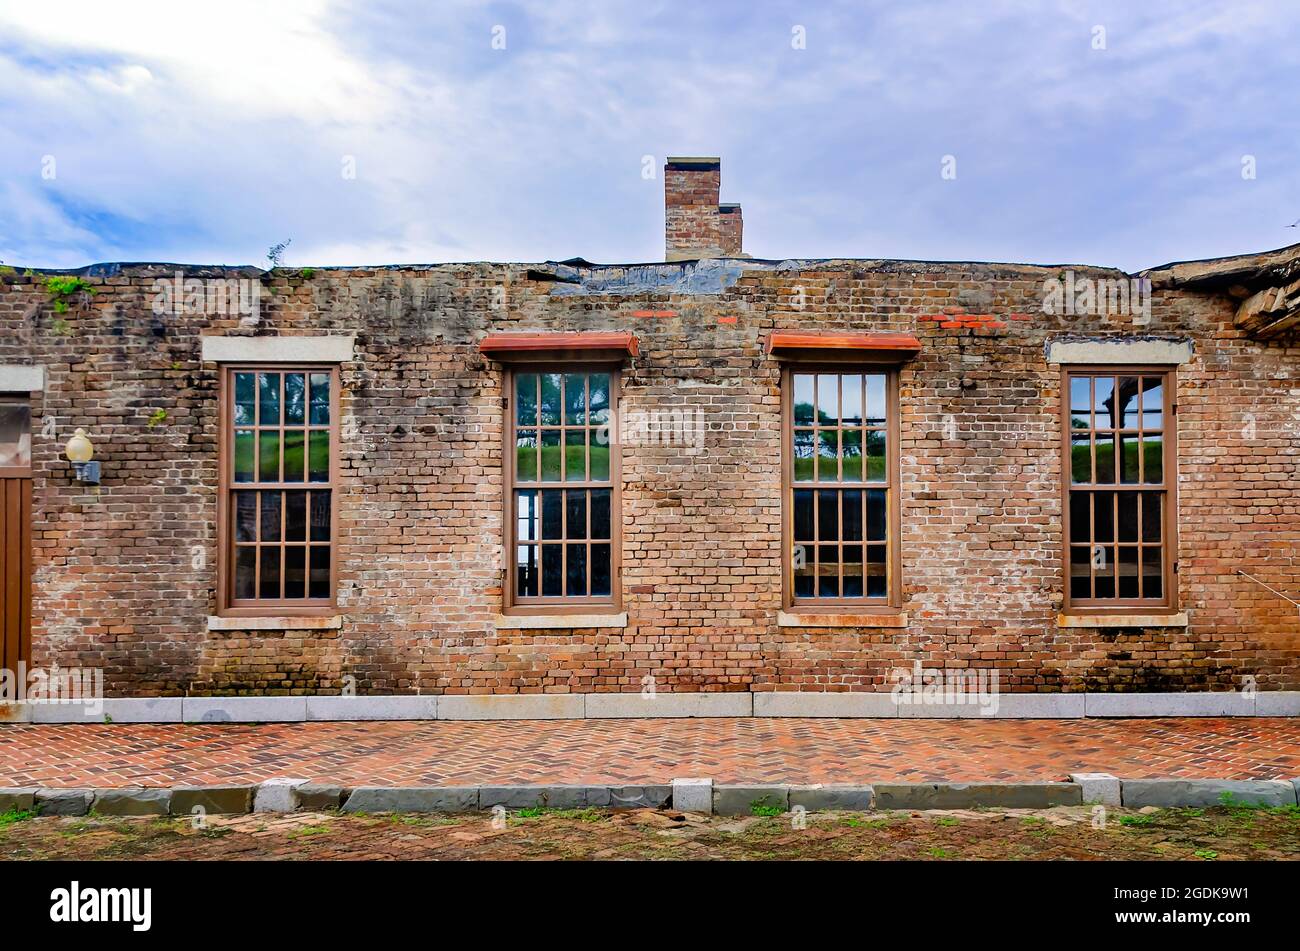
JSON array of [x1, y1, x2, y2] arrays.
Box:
[[0, 0, 1295, 272]]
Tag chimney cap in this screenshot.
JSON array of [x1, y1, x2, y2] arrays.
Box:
[[666, 156, 721, 168]]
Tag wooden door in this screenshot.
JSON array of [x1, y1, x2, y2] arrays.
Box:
[[0, 398, 32, 677]]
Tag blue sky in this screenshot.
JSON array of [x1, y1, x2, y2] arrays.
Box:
[[0, 0, 1296, 272]]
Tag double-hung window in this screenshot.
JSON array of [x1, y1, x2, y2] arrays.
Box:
[[785, 367, 900, 609], [218, 366, 338, 615], [1064, 367, 1175, 610]]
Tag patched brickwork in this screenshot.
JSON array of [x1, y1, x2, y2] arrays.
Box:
[[0, 252, 1297, 696]]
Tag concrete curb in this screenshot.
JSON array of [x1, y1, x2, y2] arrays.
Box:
[[3, 690, 1295, 722], [11, 777, 1298, 818]]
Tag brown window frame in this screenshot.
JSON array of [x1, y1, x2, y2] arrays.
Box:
[[216, 364, 340, 618], [1061, 365, 1177, 614], [781, 364, 903, 613], [502, 364, 622, 616]]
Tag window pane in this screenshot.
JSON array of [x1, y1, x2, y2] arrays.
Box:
[[590, 431, 610, 481], [865, 545, 887, 597], [285, 546, 306, 598], [260, 491, 281, 542], [1069, 377, 1090, 430], [817, 374, 838, 425], [516, 429, 538, 481], [817, 430, 838, 480], [309, 546, 330, 598], [793, 429, 814, 482], [865, 375, 886, 426], [793, 374, 814, 426], [258, 372, 281, 425], [309, 430, 330, 482], [1069, 546, 1090, 600], [540, 373, 562, 425], [259, 431, 280, 481], [259, 546, 280, 599], [1141, 493, 1161, 542], [591, 544, 611, 596], [566, 543, 587, 596], [517, 490, 538, 541], [235, 492, 257, 542], [234, 372, 256, 426], [1118, 492, 1139, 542], [565, 429, 586, 481], [1119, 434, 1139, 483], [517, 545, 539, 597], [541, 490, 563, 539], [285, 490, 307, 541], [0, 403, 32, 467], [234, 430, 254, 482], [235, 547, 256, 600], [793, 489, 814, 541], [1069, 492, 1089, 544], [1093, 545, 1115, 598], [793, 543, 814, 597], [308, 373, 330, 425], [283, 430, 305, 482], [541, 545, 562, 596], [842, 545, 864, 597], [1142, 434, 1163, 483], [1142, 547, 1162, 599], [864, 431, 886, 482], [1070, 434, 1090, 483], [841, 429, 862, 481], [841, 490, 863, 541], [1093, 376, 1115, 428], [866, 489, 886, 541], [566, 491, 587, 539], [589, 374, 610, 426], [841, 374, 863, 426], [564, 374, 586, 425], [1094, 433, 1115, 483], [540, 429, 562, 481], [284, 373, 305, 425], [817, 545, 839, 597], [590, 489, 610, 539], [1093, 491, 1114, 543], [1118, 376, 1140, 429], [818, 489, 839, 541], [1118, 546, 1140, 598], [515, 373, 538, 426], [310, 492, 331, 541], [1141, 378, 1163, 430]]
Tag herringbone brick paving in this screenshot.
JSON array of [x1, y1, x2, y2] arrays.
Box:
[[1, 718, 1297, 787]]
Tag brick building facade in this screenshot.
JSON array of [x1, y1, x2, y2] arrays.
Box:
[[1, 157, 1297, 699]]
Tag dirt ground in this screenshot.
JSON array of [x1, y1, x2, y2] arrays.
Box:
[[2, 803, 1298, 860]]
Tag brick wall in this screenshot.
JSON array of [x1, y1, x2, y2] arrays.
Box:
[[0, 258, 1296, 696]]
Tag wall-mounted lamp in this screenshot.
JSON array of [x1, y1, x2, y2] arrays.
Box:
[[65, 427, 100, 483]]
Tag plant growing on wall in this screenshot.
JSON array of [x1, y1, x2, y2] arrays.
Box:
[[146, 409, 168, 427], [266, 239, 292, 269], [44, 275, 95, 313]]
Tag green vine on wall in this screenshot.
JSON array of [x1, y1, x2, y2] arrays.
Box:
[[44, 276, 96, 314]]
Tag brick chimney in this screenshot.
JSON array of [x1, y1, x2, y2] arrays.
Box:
[[664, 157, 744, 261]]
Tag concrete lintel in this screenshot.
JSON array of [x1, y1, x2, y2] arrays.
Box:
[[494, 612, 627, 630], [437, 694, 584, 720], [208, 615, 343, 631], [1058, 612, 1188, 628], [1085, 692, 1255, 717], [1047, 338, 1193, 365], [0, 364, 45, 392], [585, 692, 752, 719], [201, 334, 355, 363], [777, 611, 908, 628]]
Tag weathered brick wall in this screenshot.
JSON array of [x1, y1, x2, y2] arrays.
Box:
[[0, 258, 1296, 696]]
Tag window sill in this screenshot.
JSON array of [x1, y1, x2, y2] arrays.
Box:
[[207, 615, 344, 631], [494, 612, 628, 630], [777, 610, 908, 629], [1057, 612, 1188, 629]]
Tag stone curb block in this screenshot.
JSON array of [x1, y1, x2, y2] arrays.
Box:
[[672, 777, 713, 814], [35, 788, 95, 816], [93, 787, 172, 816], [306, 696, 438, 721], [0, 787, 38, 812], [874, 783, 1082, 810], [0, 702, 32, 724], [606, 786, 674, 809], [182, 697, 308, 723], [789, 784, 875, 811], [342, 786, 479, 813], [1085, 693, 1255, 718], [29, 699, 181, 724], [254, 779, 307, 813], [585, 692, 753, 718], [436, 695, 584, 721], [293, 784, 346, 812], [1120, 779, 1297, 808], [479, 786, 609, 810], [170, 785, 255, 815], [713, 785, 790, 816], [1070, 773, 1121, 806], [1256, 692, 1300, 717], [753, 693, 898, 718]]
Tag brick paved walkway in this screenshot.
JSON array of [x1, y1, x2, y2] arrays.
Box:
[[1, 718, 1297, 787]]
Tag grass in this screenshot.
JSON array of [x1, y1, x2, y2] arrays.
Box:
[[750, 801, 785, 817], [0, 809, 34, 829]]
